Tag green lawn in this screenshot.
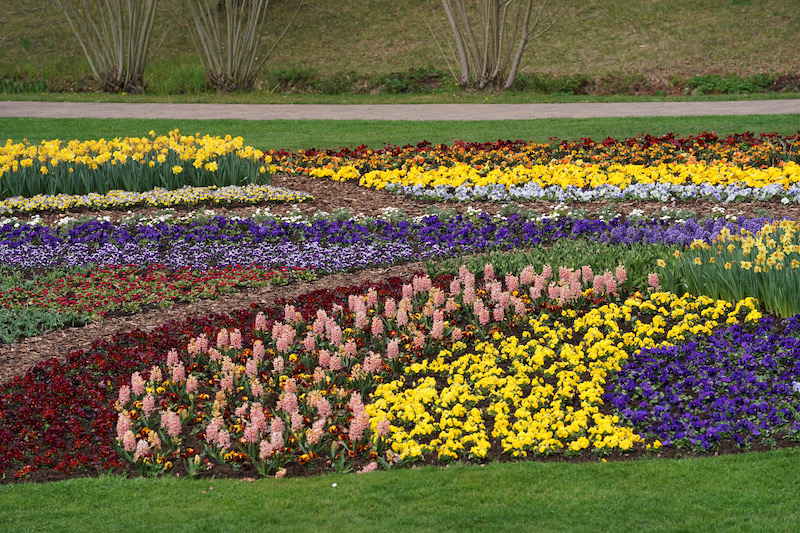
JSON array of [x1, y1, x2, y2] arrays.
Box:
[[2, 114, 799, 151], [1, 449, 798, 532]]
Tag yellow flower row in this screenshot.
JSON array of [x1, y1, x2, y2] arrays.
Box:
[[307, 162, 800, 191], [0, 130, 265, 178], [366, 292, 761, 460], [0, 184, 312, 214]]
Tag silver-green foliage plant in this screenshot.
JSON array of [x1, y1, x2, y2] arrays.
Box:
[[56, 0, 158, 93], [185, 0, 300, 92]]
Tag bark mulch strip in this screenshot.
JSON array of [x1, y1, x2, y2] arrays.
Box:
[[0, 262, 426, 385]]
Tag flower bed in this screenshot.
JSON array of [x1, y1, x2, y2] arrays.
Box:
[[0, 213, 774, 270], [0, 184, 312, 215], [0, 130, 270, 199], [269, 132, 800, 203], [0, 265, 310, 326]]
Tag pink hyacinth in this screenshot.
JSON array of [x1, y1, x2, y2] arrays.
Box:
[[117, 385, 131, 406], [230, 329, 243, 349], [493, 305, 505, 322], [606, 276, 618, 295], [284, 304, 297, 323], [478, 307, 490, 325], [348, 412, 369, 442], [376, 418, 391, 437], [396, 306, 408, 327], [449, 278, 461, 296], [505, 274, 519, 292], [311, 395, 332, 418], [166, 348, 180, 367], [278, 391, 299, 414], [581, 265, 594, 283], [371, 315, 384, 336], [547, 285, 561, 300], [161, 410, 182, 438], [354, 310, 368, 330], [208, 347, 223, 361], [529, 286, 542, 300], [251, 379, 264, 398], [235, 403, 250, 417], [514, 298, 527, 316], [358, 461, 378, 474], [402, 283, 413, 300], [445, 297, 458, 313], [344, 340, 357, 358], [283, 377, 298, 393], [142, 394, 156, 416], [171, 362, 186, 384], [387, 339, 400, 359], [253, 340, 265, 361], [332, 303, 344, 316], [303, 334, 316, 352], [329, 323, 342, 345], [270, 416, 285, 435], [316, 308, 328, 321], [122, 430, 136, 452], [186, 375, 199, 395], [205, 417, 223, 442], [412, 331, 425, 349], [541, 264, 553, 280], [276, 335, 290, 353], [520, 265, 535, 285], [313, 366, 325, 384], [255, 312, 267, 331], [250, 403, 267, 433], [318, 349, 331, 368], [384, 297, 397, 318], [216, 430, 231, 450], [245, 357, 258, 378], [259, 439, 277, 459], [306, 418, 326, 445], [116, 413, 131, 440], [243, 424, 259, 444], [363, 352, 383, 373], [272, 321, 283, 340], [431, 319, 445, 340], [220, 374, 233, 393], [133, 439, 150, 461], [329, 355, 343, 371], [433, 288, 445, 307], [216, 329, 230, 348], [367, 288, 379, 308], [291, 412, 304, 431], [615, 265, 627, 285], [483, 263, 495, 281], [647, 272, 660, 290], [463, 286, 475, 305], [451, 327, 463, 341], [149, 366, 162, 385]]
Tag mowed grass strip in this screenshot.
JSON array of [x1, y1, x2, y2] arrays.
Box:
[[1, 449, 798, 532], [2, 114, 799, 151]]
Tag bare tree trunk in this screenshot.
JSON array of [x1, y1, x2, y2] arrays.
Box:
[[56, 0, 158, 93], [186, 0, 302, 92], [438, 0, 559, 91]]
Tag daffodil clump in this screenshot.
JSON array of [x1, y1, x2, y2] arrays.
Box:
[[0, 130, 273, 199], [366, 292, 761, 461], [0, 184, 312, 214], [657, 220, 800, 317]]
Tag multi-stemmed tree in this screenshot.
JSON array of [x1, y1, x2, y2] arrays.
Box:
[[56, 0, 158, 93], [437, 0, 562, 90]]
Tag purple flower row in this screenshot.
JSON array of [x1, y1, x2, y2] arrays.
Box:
[[0, 214, 775, 270], [605, 316, 800, 450]]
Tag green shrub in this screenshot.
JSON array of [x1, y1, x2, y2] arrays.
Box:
[[686, 73, 774, 95], [0, 307, 90, 345]]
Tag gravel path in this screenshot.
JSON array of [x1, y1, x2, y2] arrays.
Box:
[[1, 99, 799, 121]]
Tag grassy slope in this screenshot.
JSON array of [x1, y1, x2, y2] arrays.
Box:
[[2, 0, 799, 85], [1, 449, 798, 532], [1, 114, 798, 150]]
